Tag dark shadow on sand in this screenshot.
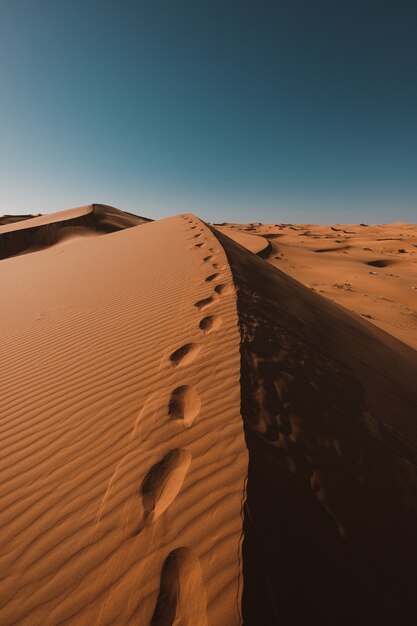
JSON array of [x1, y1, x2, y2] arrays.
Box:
[[213, 228, 417, 626]]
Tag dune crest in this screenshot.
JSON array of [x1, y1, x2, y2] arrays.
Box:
[[0, 212, 246, 625], [0, 204, 151, 259]]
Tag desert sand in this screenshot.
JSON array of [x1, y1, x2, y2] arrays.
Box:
[[218, 221, 417, 350], [0, 207, 416, 625]]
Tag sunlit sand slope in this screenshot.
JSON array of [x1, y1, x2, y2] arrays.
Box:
[[0, 215, 246, 625], [213, 228, 417, 626], [214, 226, 270, 255], [219, 221, 417, 350]]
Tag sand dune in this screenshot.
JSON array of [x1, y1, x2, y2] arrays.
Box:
[[0, 205, 94, 234], [1, 207, 416, 625], [0, 213, 41, 227], [0, 204, 151, 260], [0, 213, 246, 625], [214, 226, 270, 255], [216, 221, 417, 350]]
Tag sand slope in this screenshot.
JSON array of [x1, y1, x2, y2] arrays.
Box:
[[214, 226, 270, 256], [0, 214, 246, 625], [0, 205, 94, 234], [0, 204, 151, 260], [213, 227, 417, 626]]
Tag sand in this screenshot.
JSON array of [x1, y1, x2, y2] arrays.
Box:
[[0, 204, 151, 260], [214, 226, 270, 255], [216, 227, 417, 625], [216, 221, 417, 350], [0, 208, 416, 625], [0, 213, 246, 625]]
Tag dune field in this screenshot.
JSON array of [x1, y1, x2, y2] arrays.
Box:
[[217, 221, 417, 350], [0, 206, 416, 625]]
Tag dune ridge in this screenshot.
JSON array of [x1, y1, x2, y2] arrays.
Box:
[[0, 214, 41, 227], [214, 225, 270, 255], [0, 214, 247, 625], [0, 204, 151, 259]]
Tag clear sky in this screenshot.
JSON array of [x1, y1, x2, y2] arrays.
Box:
[[0, 0, 416, 223]]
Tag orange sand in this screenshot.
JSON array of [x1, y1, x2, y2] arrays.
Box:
[[0, 208, 416, 625], [0, 212, 246, 625], [217, 221, 417, 350]]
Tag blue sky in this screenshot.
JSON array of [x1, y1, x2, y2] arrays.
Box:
[[0, 0, 416, 222]]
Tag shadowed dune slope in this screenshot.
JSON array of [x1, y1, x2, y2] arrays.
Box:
[[213, 228, 417, 626], [0, 214, 40, 227], [0, 204, 151, 259], [0, 214, 246, 625]]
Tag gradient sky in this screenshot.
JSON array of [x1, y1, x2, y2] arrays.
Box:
[[0, 0, 416, 223]]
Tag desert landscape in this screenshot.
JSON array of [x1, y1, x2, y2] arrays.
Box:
[[0, 205, 416, 625]]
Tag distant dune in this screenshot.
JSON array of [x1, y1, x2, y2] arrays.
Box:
[[216, 221, 417, 350], [0, 204, 151, 259], [214, 225, 271, 255], [0, 208, 416, 625]]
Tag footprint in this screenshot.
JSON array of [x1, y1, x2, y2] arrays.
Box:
[[168, 386, 201, 427], [169, 343, 201, 367], [199, 315, 222, 333], [142, 449, 192, 524], [214, 283, 233, 295], [193, 233, 201, 238], [202, 255, 213, 262], [194, 296, 214, 310], [151, 547, 208, 626], [190, 226, 197, 230], [205, 273, 218, 282], [194, 243, 205, 248]]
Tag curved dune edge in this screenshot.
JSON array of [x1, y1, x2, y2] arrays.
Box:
[[0, 214, 41, 227], [0, 204, 151, 260], [0, 205, 94, 234], [0, 214, 246, 625], [212, 226, 417, 626], [0, 204, 152, 235], [213, 225, 269, 255]]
